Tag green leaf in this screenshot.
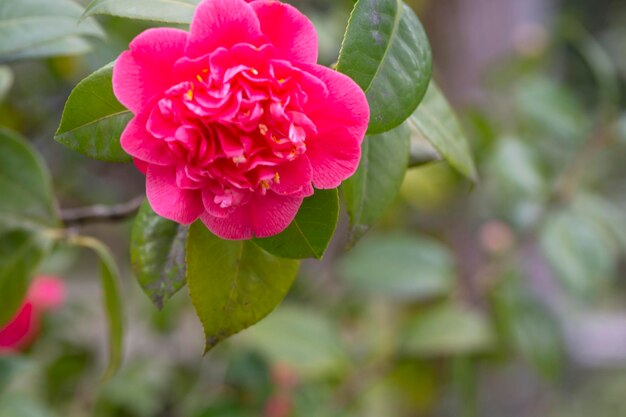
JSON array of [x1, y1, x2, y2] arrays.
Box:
[[2, 36, 91, 62], [253, 189, 339, 259], [0, 66, 13, 102], [408, 83, 478, 181], [0, 231, 50, 327], [338, 233, 455, 300], [237, 305, 348, 378], [187, 223, 300, 351], [337, 0, 432, 134], [400, 303, 495, 357], [491, 277, 563, 379], [55, 63, 132, 163], [0, 0, 103, 63], [131, 201, 187, 309], [0, 128, 59, 233], [342, 122, 410, 240], [71, 237, 124, 379], [83, 0, 199, 24], [540, 208, 616, 299]]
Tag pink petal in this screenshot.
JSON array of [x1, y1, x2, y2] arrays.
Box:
[[121, 113, 176, 166], [251, 1, 318, 63], [272, 157, 314, 197], [113, 28, 188, 114], [146, 165, 204, 224], [201, 192, 303, 239], [28, 276, 66, 311], [186, 0, 263, 59], [297, 64, 370, 188], [0, 303, 38, 353]]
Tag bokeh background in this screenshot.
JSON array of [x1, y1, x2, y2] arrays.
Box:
[[3, 0, 626, 416]]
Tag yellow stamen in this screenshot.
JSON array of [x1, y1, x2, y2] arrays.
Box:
[[232, 155, 246, 164], [196, 74, 204, 83], [271, 134, 279, 143], [260, 180, 270, 190], [202, 68, 209, 74], [250, 68, 259, 75], [258, 124, 268, 135], [185, 89, 194, 100], [274, 172, 280, 184], [278, 78, 287, 84]]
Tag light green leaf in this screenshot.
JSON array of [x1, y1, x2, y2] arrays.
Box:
[[338, 233, 455, 300], [408, 83, 477, 181], [2, 36, 91, 62], [71, 237, 124, 379], [55, 63, 132, 163], [0, 231, 50, 327], [187, 223, 299, 351], [83, 0, 200, 24], [337, 0, 432, 134], [342, 123, 410, 240], [0, 128, 59, 233], [0, 0, 103, 62], [237, 305, 348, 378], [131, 201, 187, 309], [0, 66, 13, 102], [400, 303, 495, 357], [254, 189, 339, 259]]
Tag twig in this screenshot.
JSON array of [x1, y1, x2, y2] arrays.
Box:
[[60, 195, 144, 226]]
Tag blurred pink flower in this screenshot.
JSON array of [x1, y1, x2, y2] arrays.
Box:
[[0, 276, 66, 353], [114, 0, 369, 239]]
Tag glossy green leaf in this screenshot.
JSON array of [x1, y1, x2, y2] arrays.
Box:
[[55, 64, 132, 163], [400, 304, 495, 357], [491, 277, 563, 379], [131, 201, 187, 309], [83, 0, 199, 24], [254, 189, 339, 259], [72, 237, 124, 379], [338, 233, 455, 300], [2, 36, 91, 62], [237, 305, 348, 378], [337, 0, 432, 134], [342, 123, 410, 240], [187, 223, 300, 351], [408, 83, 478, 181], [0, 66, 13, 102], [0, 128, 59, 233], [0, 231, 50, 327], [0, 0, 102, 63]]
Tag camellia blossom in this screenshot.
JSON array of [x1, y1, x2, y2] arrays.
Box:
[[113, 0, 369, 239], [0, 276, 66, 353]]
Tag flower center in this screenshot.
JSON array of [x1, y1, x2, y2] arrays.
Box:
[[145, 46, 318, 209]]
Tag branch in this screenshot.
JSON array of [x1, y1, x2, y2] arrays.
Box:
[[61, 195, 144, 226]]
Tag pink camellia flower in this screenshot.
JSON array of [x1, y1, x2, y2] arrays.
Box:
[[113, 0, 369, 239], [0, 276, 66, 353]]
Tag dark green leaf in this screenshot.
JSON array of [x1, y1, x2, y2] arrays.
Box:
[[408, 83, 478, 181], [131, 201, 187, 309], [338, 233, 455, 300], [83, 0, 199, 24], [55, 63, 132, 163], [0, 231, 50, 327], [71, 237, 124, 379], [0, 128, 59, 233], [400, 304, 495, 357], [254, 189, 339, 259], [342, 123, 410, 240], [0, 0, 102, 63], [237, 305, 348, 378], [337, 0, 432, 134], [187, 223, 299, 351]]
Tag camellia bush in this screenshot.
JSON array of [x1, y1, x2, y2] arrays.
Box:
[[0, 0, 476, 377]]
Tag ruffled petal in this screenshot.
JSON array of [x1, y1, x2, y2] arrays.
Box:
[[186, 0, 263, 59], [146, 165, 204, 224], [201, 192, 303, 239], [297, 64, 370, 188], [113, 28, 188, 114], [251, 1, 318, 63], [272, 157, 313, 197], [121, 113, 176, 166]]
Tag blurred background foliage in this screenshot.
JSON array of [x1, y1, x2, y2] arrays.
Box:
[[3, 0, 626, 416]]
